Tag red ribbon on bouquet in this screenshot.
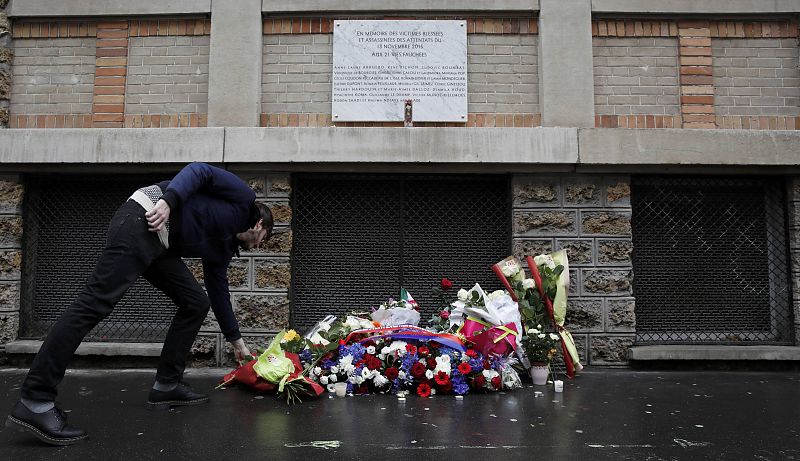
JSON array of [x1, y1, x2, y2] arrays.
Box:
[[526, 256, 576, 378], [219, 352, 324, 397], [491, 263, 519, 302], [458, 316, 519, 357]]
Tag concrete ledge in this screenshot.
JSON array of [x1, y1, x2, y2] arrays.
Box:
[[224, 127, 579, 164], [578, 128, 800, 166], [592, 0, 800, 14], [2, 127, 799, 169], [629, 345, 800, 361], [0, 128, 225, 164], [262, 0, 539, 13], [9, 0, 211, 18], [4, 340, 163, 357]]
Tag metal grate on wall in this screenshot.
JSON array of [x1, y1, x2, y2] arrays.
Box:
[[291, 174, 510, 333], [21, 175, 177, 342], [631, 176, 793, 344]]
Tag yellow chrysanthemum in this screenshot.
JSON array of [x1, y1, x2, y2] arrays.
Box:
[[282, 329, 300, 342]]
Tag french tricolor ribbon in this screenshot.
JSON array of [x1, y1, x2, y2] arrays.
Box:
[[343, 326, 466, 352]]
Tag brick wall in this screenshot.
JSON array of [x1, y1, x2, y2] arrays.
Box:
[[592, 18, 800, 130], [593, 37, 680, 128], [713, 38, 800, 129], [9, 19, 210, 128], [191, 174, 293, 367], [10, 38, 96, 124], [512, 174, 634, 365], [126, 36, 210, 117], [261, 16, 540, 127]]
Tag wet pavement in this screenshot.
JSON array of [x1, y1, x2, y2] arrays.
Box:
[[1, 368, 798, 460]]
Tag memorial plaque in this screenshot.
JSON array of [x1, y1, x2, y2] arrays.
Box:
[[333, 20, 467, 122]]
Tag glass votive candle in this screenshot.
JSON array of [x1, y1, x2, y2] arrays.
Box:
[[333, 382, 347, 397], [553, 380, 564, 392]]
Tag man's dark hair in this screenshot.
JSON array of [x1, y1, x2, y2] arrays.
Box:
[[255, 202, 274, 238]]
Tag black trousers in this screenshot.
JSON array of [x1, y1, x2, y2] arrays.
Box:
[[21, 201, 211, 402]]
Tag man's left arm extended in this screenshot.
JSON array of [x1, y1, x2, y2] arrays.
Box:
[[203, 260, 251, 363]]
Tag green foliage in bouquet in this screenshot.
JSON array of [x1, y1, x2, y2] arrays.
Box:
[[512, 263, 563, 331], [520, 325, 561, 364]]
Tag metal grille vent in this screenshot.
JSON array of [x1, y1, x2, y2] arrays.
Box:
[[21, 175, 177, 342], [631, 176, 793, 344], [292, 174, 510, 332]]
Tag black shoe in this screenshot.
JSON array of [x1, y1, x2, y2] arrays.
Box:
[[5, 401, 88, 446], [147, 382, 209, 409]]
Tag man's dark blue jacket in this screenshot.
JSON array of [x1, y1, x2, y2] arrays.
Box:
[[156, 162, 260, 342]]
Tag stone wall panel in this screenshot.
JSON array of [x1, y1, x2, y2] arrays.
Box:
[[583, 269, 633, 295], [556, 239, 593, 265], [233, 294, 290, 330], [0, 282, 19, 310], [598, 239, 633, 265], [254, 259, 291, 290], [513, 238, 553, 261], [607, 298, 636, 332], [0, 311, 18, 344], [604, 177, 631, 207], [189, 334, 218, 367], [245, 175, 265, 197], [0, 215, 21, 247], [267, 175, 291, 197], [0, 181, 23, 213], [268, 202, 292, 225], [0, 250, 20, 279], [581, 211, 631, 235], [514, 210, 577, 236], [590, 335, 635, 364], [0, 47, 12, 64], [227, 258, 251, 290], [512, 176, 560, 207], [564, 177, 601, 206], [565, 298, 603, 332]]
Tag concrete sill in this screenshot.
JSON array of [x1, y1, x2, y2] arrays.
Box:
[[629, 345, 800, 361], [4, 340, 163, 357]]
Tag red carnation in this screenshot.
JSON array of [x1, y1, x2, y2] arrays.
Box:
[[439, 381, 453, 394], [439, 310, 450, 319], [491, 376, 502, 390], [426, 357, 437, 369], [429, 342, 441, 349], [434, 371, 450, 386], [457, 362, 471, 375], [417, 382, 432, 398], [362, 340, 377, 348], [365, 355, 382, 371], [410, 362, 427, 379], [473, 374, 486, 388], [385, 367, 399, 380], [440, 278, 453, 290], [466, 349, 478, 358], [406, 344, 417, 355], [418, 346, 430, 357]]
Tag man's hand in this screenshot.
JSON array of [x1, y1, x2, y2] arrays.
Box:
[[231, 338, 252, 364], [145, 199, 170, 232]]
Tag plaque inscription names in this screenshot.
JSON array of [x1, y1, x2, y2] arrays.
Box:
[[332, 20, 468, 122]]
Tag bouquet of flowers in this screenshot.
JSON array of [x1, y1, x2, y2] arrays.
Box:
[[306, 335, 517, 397], [218, 330, 324, 404], [520, 324, 561, 364], [371, 289, 421, 327]]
